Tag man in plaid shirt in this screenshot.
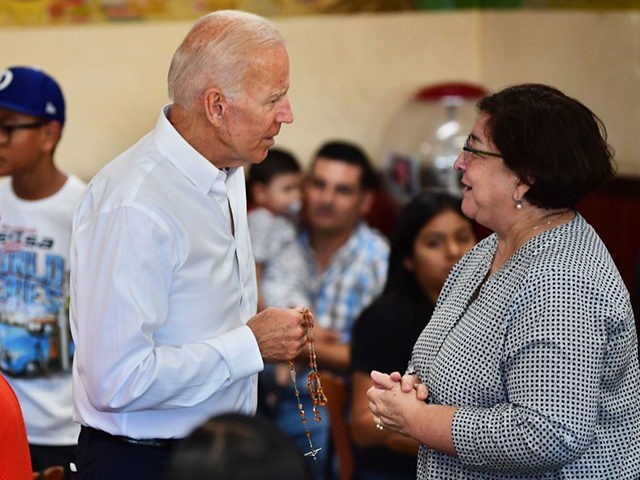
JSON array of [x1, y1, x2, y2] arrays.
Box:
[[261, 140, 389, 478]]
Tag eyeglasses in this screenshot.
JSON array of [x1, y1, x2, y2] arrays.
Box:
[[462, 136, 503, 159], [0, 119, 50, 146]]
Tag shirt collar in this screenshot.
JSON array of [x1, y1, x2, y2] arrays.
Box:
[[151, 105, 237, 195]]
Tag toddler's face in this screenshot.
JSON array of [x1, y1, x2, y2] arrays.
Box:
[[263, 172, 302, 215]]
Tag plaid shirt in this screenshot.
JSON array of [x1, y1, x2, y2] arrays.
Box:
[[262, 222, 389, 341]]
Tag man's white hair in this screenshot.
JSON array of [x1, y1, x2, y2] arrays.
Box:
[[167, 10, 285, 110]]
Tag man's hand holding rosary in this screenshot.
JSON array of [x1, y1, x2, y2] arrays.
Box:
[[247, 306, 328, 460], [247, 306, 308, 362]]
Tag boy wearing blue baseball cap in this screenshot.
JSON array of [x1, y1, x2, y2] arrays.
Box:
[[0, 66, 85, 479]]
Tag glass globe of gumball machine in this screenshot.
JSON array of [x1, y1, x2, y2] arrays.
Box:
[[379, 82, 488, 207]]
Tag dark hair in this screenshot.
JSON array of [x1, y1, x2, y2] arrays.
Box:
[[477, 83, 615, 209], [383, 190, 470, 296], [248, 147, 301, 190], [312, 140, 378, 190], [166, 413, 312, 480]]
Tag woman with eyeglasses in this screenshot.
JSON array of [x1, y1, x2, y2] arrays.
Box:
[[367, 84, 640, 479]]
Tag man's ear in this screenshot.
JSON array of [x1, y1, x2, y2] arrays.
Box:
[[359, 190, 375, 217], [203, 87, 226, 126], [40, 121, 62, 154]]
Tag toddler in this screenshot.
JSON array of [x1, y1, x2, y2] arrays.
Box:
[[247, 147, 302, 311]]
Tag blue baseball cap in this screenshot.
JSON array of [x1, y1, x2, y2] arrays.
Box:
[[0, 66, 65, 126]]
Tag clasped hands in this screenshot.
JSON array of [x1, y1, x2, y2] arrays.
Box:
[[367, 370, 429, 437]]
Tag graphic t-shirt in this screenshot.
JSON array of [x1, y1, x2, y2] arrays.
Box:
[[0, 175, 85, 445]]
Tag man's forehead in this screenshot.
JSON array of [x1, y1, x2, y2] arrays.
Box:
[[313, 156, 361, 170], [310, 158, 363, 185]]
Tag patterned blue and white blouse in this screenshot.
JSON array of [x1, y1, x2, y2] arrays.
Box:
[[409, 214, 640, 479]]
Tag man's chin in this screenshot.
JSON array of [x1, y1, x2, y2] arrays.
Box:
[[253, 150, 269, 164], [309, 221, 340, 234]]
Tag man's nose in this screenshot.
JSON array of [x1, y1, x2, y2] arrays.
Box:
[[277, 98, 293, 124]]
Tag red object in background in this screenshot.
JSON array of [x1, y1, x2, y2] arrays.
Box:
[[373, 81, 489, 235], [414, 82, 488, 101], [381, 81, 489, 207], [577, 176, 640, 308]]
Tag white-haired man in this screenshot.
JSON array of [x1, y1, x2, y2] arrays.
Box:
[[71, 10, 306, 479]]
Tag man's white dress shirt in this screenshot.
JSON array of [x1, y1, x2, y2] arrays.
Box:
[[70, 106, 261, 439]]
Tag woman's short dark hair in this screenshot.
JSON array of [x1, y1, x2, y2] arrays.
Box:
[[477, 83, 616, 209], [384, 190, 470, 296], [166, 413, 312, 480]]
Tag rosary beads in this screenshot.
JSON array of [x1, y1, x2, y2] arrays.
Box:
[[289, 308, 327, 460]]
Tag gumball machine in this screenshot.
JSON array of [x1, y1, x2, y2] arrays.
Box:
[[379, 82, 488, 206]]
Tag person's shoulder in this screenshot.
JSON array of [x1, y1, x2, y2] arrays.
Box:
[[352, 296, 391, 335], [86, 133, 170, 204], [352, 293, 417, 343], [454, 234, 495, 268], [532, 215, 612, 270], [358, 222, 387, 240], [275, 230, 304, 257], [248, 206, 275, 224], [0, 178, 12, 205], [56, 175, 88, 211], [270, 214, 297, 235], [0, 177, 11, 193], [357, 294, 399, 322], [523, 215, 626, 293], [65, 174, 87, 194], [356, 223, 390, 252], [264, 226, 304, 267]]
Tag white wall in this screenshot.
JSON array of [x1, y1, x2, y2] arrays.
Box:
[[481, 11, 640, 178], [1, 9, 638, 180]]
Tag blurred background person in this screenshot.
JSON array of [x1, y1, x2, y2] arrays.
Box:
[[247, 147, 302, 312], [368, 83, 640, 479], [247, 147, 303, 420], [0, 374, 32, 480], [165, 413, 312, 480], [0, 66, 84, 479], [262, 140, 389, 477], [350, 190, 476, 480]]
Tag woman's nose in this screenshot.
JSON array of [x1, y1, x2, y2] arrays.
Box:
[[453, 152, 466, 171]]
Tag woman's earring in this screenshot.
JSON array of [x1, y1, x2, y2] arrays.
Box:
[[516, 199, 523, 210]]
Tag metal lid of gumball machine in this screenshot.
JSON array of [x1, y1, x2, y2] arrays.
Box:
[[379, 82, 488, 207]]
